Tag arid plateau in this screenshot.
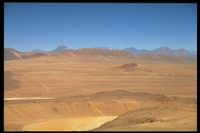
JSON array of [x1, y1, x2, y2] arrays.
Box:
[[4, 49, 197, 131]]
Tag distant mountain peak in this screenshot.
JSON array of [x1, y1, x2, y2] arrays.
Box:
[[57, 45, 68, 48], [52, 45, 70, 53]]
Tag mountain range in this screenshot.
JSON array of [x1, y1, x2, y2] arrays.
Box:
[[4, 45, 197, 61], [31, 45, 197, 58]]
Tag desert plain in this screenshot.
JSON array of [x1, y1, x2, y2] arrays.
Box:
[[4, 54, 197, 131]]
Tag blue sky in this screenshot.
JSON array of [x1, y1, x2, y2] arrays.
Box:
[[4, 3, 197, 52]]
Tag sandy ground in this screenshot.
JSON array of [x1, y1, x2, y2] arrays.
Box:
[[4, 56, 196, 98], [4, 56, 197, 131]]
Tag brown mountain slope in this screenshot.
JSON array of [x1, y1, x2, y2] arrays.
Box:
[[4, 48, 27, 61], [90, 91, 196, 131], [23, 52, 47, 59]]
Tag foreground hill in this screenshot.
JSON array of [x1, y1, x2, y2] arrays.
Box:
[[4, 90, 196, 131], [92, 105, 196, 131], [89, 91, 196, 131]]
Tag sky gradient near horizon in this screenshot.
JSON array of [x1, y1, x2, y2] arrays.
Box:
[[4, 3, 197, 52]]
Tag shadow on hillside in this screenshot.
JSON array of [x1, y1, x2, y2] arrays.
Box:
[[4, 71, 21, 91]]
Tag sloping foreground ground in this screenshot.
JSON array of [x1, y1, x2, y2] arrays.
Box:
[[92, 106, 197, 131], [4, 90, 196, 131]]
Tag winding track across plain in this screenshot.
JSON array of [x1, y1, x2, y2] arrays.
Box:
[[25, 71, 59, 97], [31, 76, 50, 97]]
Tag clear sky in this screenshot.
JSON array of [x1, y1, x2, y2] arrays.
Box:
[[4, 3, 197, 52]]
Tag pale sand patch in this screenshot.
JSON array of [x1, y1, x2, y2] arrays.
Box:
[[22, 116, 117, 131], [166, 95, 197, 98], [4, 97, 54, 100]]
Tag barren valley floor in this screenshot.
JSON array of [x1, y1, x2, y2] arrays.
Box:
[[4, 56, 197, 131]]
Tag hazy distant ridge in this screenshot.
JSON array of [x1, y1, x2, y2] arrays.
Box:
[[31, 45, 72, 53], [31, 49, 45, 53], [124, 46, 196, 58]]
